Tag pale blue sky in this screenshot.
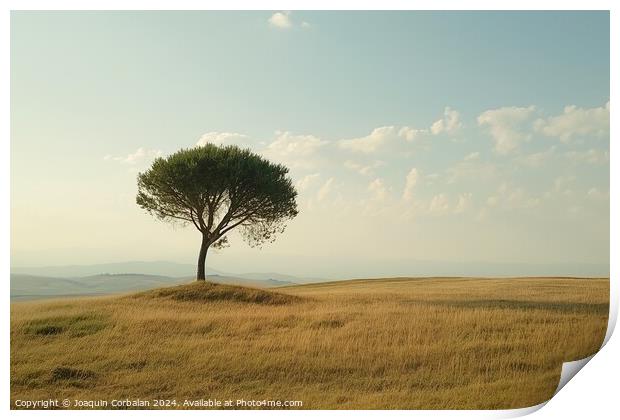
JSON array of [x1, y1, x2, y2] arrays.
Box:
[[11, 11, 610, 276]]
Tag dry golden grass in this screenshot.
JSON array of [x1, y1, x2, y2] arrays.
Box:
[[10, 277, 609, 409]]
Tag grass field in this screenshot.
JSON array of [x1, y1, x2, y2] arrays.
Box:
[[10, 277, 609, 409]]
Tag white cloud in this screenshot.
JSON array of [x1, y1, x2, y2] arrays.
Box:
[[368, 178, 389, 201], [430, 107, 462, 135], [425, 173, 440, 183], [429, 193, 450, 214], [550, 175, 576, 197], [487, 182, 540, 210], [506, 188, 540, 209], [446, 160, 496, 185], [454, 193, 473, 214], [534, 102, 609, 142], [516, 146, 556, 167], [268, 11, 310, 30], [463, 152, 480, 161], [196, 132, 249, 147], [564, 148, 609, 165], [337, 109, 462, 155], [268, 11, 292, 29], [402, 168, 419, 201], [317, 178, 334, 202], [339, 124, 431, 153], [104, 147, 163, 165], [478, 106, 536, 154], [587, 187, 609, 201], [338, 126, 397, 154], [343, 160, 384, 176], [264, 131, 327, 169], [486, 196, 498, 207], [295, 173, 320, 192], [398, 126, 425, 142], [268, 131, 326, 155]]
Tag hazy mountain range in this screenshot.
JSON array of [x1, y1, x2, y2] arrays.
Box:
[[10, 259, 608, 301], [10, 261, 323, 301]]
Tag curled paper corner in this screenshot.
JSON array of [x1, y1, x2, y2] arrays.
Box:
[[554, 355, 595, 395], [494, 354, 600, 418], [602, 288, 618, 348], [494, 401, 547, 418], [530, 288, 620, 409]]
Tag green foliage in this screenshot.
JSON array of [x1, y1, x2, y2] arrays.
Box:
[[136, 144, 298, 249]]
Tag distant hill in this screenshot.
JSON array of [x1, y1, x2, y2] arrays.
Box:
[[237, 272, 321, 284], [11, 261, 200, 278], [10, 273, 183, 300], [10, 261, 318, 284], [10, 271, 298, 301]]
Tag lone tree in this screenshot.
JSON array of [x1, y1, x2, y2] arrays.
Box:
[[136, 144, 298, 281]]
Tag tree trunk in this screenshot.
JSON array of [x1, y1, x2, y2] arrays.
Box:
[[196, 233, 210, 281]]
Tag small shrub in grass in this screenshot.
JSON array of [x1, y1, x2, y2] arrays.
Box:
[[51, 366, 97, 382], [24, 314, 107, 337]]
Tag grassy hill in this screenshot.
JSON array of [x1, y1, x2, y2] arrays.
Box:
[[10, 277, 609, 409]]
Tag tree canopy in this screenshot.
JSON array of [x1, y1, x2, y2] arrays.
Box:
[[136, 144, 298, 280]]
